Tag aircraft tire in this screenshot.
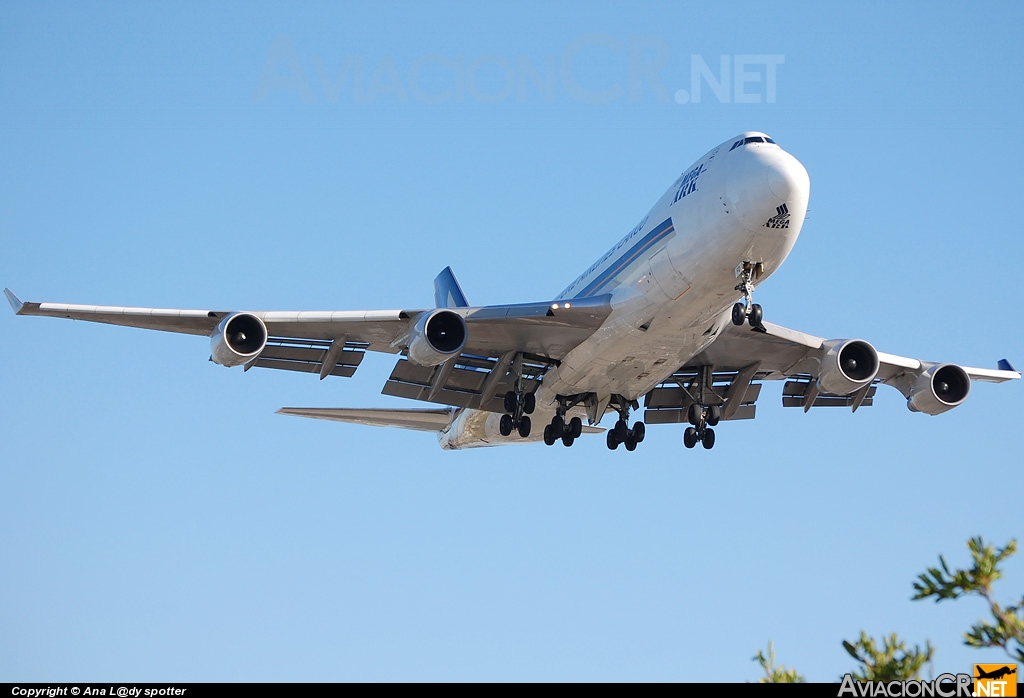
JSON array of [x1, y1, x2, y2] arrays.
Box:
[[748, 304, 763, 327], [550, 414, 565, 438], [569, 416, 583, 439], [632, 422, 645, 443], [499, 413, 514, 436], [732, 302, 746, 326], [625, 436, 637, 451], [614, 419, 629, 442], [518, 415, 532, 438], [543, 425, 556, 446], [706, 406, 721, 426], [683, 426, 698, 449], [523, 392, 536, 415], [561, 432, 575, 447], [606, 430, 619, 450], [687, 403, 702, 426], [702, 427, 716, 449], [503, 391, 517, 414]]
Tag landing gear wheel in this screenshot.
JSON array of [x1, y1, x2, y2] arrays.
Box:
[[561, 432, 575, 447], [568, 416, 583, 439], [606, 430, 619, 450], [550, 414, 565, 439], [632, 422, 645, 443], [683, 426, 698, 449], [701, 427, 716, 449], [543, 424, 557, 446], [625, 436, 637, 451], [732, 302, 746, 326], [517, 415, 532, 438], [687, 403, 702, 426], [706, 405, 721, 427], [499, 413, 514, 436], [503, 391, 517, 415], [522, 392, 536, 415], [614, 419, 629, 442], [748, 303, 763, 327]]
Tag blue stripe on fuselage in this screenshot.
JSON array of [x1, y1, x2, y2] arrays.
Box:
[[573, 217, 675, 298]]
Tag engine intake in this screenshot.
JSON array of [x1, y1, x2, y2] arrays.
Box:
[[817, 339, 879, 395], [210, 312, 268, 367], [407, 309, 467, 366], [907, 363, 971, 415]]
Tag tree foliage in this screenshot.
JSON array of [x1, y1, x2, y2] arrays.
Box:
[[841, 631, 933, 681], [912, 536, 1023, 662], [755, 536, 1021, 680], [753, 641, 805, 683]]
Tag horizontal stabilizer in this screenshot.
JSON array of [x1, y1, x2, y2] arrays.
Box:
[[276, 406, 454, 432]]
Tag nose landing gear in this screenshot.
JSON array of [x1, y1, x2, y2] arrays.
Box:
[[732, 262, 764, 328]]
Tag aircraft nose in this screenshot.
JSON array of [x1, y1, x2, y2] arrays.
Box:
[[767, 152, 809, 202], [730, 148, 809, 232]]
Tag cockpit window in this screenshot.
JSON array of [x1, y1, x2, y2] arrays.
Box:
[[730, 135, 777, 151]]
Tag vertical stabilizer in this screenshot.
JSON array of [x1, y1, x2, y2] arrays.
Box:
[[433, 266, 470, 308]]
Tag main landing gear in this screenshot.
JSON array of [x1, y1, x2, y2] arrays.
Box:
[[498, 389, 535, 438], [543, 395, 584, 447], [683, 402, 720, 450], [732, 261, 764, 328], [605, 397, 645, 452]]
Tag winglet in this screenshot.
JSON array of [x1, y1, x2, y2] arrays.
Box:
[[998, 358, 1017, 372], [433, 267, 470, 308], [4, 288, 24, 314]]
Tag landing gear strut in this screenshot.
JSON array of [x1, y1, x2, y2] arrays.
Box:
[[684, 402, 719, 450], [605, 396, 645, 452], [732, 261, 764, 328], [499, 354, 535, 438], [675, 365, 724, 451], [543, 395, 584, 447]]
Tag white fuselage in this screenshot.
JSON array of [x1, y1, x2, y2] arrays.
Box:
[[440, 132, 810, 449]]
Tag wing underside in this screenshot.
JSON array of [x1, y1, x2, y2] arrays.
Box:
[[5, 287, 612, 413], [643, 320, 1019, 423]]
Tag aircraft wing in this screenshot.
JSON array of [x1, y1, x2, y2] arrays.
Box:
[[5, 287, 611, 410], [644, 319, 1020, 424]]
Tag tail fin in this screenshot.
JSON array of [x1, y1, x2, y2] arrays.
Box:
[[434, 266, 470, 308]]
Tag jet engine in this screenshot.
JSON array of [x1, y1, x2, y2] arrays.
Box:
[[817, 339, 879, 395], [407, 309, 467, 366], [210, 312, 268, 367], [907, 363, 971, 415]]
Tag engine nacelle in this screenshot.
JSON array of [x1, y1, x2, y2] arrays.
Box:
[[210, 312, 268, 367], [817, 339, 879, 395], [407, 309, 467, 367], [907, 363, 971, 415]]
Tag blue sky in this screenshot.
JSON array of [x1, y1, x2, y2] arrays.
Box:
[[1, 0, 1022, 682]]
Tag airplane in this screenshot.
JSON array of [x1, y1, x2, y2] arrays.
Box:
[[975, 666, 1016, 681], [5, 132, 1020, 451]]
